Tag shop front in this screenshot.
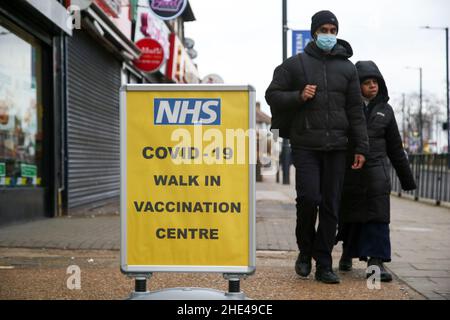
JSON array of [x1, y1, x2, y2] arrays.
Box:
[[0, 0, 69, 226], [64, 1, 142, 212]]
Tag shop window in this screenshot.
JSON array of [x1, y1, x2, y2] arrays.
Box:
[[0, 18, 43, 188]]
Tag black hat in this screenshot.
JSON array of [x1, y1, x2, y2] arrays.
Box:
[[310, 10, 339, 37]]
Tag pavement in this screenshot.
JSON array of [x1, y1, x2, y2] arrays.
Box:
[[0, 169, 449, 299], [0, 248, 419, 300], [256, 172, 450, 300]]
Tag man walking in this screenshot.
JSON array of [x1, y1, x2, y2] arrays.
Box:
[[265, 10, 369, 283]]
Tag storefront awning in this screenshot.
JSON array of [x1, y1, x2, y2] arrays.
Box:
[[25, 0, 73, 35], [85, 4, 141, 60]]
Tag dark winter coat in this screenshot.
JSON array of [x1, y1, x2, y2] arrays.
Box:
[[265, 40, 369, 155], [339, 61, 417, 224]]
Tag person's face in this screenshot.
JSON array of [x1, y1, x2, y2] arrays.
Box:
[[314, 23, 337, 38], [361, 78, 379, 100]]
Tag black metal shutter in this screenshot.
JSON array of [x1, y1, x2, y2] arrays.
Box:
[[66, 30, 121, 209]]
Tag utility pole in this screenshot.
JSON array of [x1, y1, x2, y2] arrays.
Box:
[[421, 25, 449, 160], [407, 99, 412, 149], [446, 27, 449, 164], [282, 0, 287, 61], [280, 0, 291, 184], [419, 67, 423, 153], [402, 93, 406, 147]]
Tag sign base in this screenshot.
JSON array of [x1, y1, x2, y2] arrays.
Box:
[[127, 287, 248, 300]]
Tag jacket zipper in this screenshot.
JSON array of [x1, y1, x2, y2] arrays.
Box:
[[323, 58, 330, 143]]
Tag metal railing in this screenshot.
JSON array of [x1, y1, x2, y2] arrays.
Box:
[[390, 153, 450, 205]]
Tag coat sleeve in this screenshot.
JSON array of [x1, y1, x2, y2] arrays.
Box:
[[265, 65, 305, 112], [345, 67, 369, 156], [385, 112, 417, 191]]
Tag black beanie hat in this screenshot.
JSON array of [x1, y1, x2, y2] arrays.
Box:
[[310, 10, 339, 37]]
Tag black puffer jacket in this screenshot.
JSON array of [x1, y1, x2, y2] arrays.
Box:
[[265, 40, 369, 155], [339, 61, 417, 224]]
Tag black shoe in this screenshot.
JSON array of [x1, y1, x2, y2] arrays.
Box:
[[366, 258, 393, 282], [339, 256, 353, 272], [315, 266, 341, 284], [295, 254, 312, 277]]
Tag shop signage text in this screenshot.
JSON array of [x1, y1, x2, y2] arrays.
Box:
[[148, 0, 187, 20], [154, 98, 221, 125], [95, 0, 121, 18], [121, 85, 255, 273], [133, 38, 165, 72], [21, 164, 37, 178], [0, 163, 5, 177], [139, 12, 170, 60], [166, 33, 200, 83]]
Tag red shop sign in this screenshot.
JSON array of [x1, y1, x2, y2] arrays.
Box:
[[133, 38, 165, 73]]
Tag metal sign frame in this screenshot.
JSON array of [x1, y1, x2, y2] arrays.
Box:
[[120, 84, 256, 275]]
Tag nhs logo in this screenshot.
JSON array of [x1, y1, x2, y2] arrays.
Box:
[[154, 98, 221, 125]]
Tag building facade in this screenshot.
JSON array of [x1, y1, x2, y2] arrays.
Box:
[[0, 0, 70, 225], [0, 0, 199, 226]]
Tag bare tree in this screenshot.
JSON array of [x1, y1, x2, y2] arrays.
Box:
[[392, 92, 445, 153]]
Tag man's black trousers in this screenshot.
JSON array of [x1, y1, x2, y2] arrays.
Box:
[[291, 148, 347, 268]]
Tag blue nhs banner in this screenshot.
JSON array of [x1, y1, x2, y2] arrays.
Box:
[[292, 30, 312, 56], [154, 98, 221, 125]]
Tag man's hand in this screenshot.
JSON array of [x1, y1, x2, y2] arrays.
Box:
[[300, 84, 317, 101], [351, 154, 365, 170]]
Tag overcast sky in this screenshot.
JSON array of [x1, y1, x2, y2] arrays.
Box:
[[185, 0, 450, 117]]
